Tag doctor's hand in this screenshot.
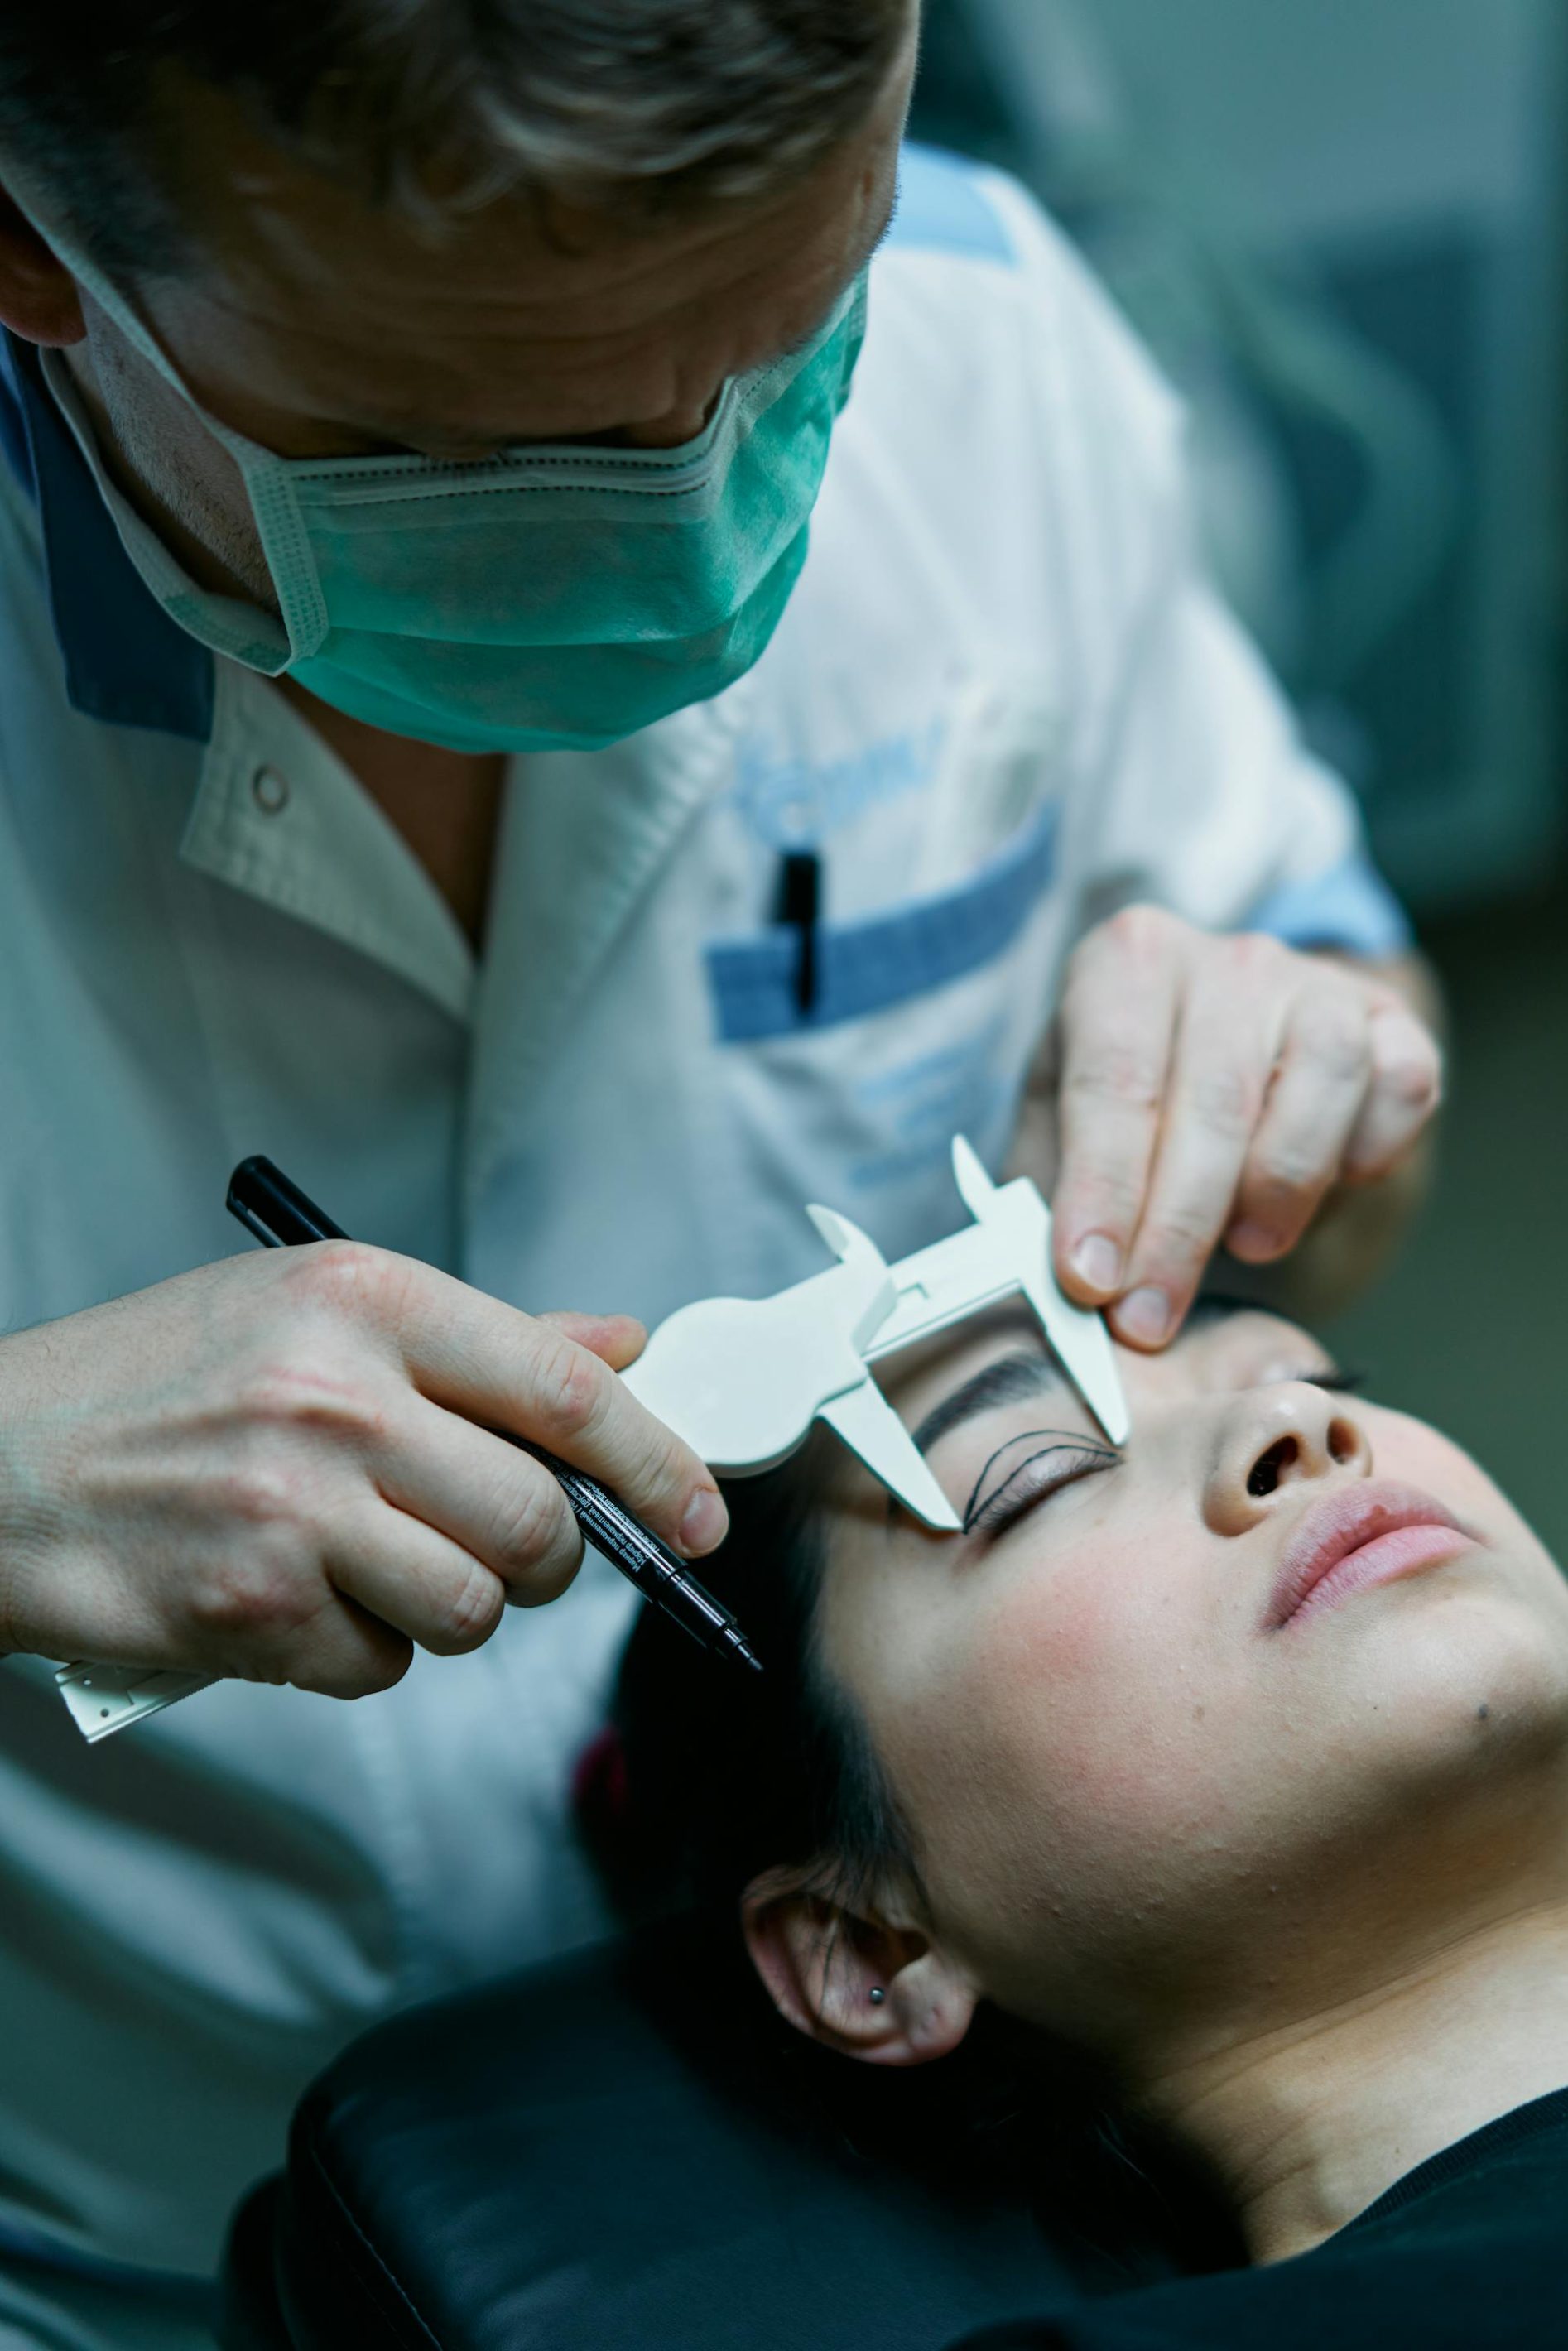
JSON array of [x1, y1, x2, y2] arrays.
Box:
[[0, 1245, 727, 1696], [1018, 906, 1443, 1348]]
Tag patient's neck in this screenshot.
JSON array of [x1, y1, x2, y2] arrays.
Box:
[[1141, 1818, 1568, 2263]]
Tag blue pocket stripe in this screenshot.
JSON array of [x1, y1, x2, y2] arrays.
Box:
[[709, 803, 1060, 1045]]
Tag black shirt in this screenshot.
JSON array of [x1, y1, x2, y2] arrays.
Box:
[[952, 2089, 1568, 2349]]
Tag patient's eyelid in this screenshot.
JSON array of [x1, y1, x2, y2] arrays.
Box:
[[1282, 1367, 1367, 1397], [1243, 1355, 1365, 1396], [964, 1433, 1122, 1537]]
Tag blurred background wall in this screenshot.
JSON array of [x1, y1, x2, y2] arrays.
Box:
[[909, 0, 1568, 1552]]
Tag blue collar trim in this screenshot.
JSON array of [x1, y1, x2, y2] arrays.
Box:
[[0, 329, 214, 740]]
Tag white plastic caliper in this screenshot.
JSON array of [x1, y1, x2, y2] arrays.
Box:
[[624, 1137, 1128, 1527], [55, 1138, 1127, 1743]]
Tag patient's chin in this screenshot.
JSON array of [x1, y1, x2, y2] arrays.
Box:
[[1327, 1567, 1568, 1845], [1082, 1583, 1568, 2008]]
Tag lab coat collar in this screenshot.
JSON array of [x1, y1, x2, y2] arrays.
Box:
[[464, 673, 758, 1187], [181, 661, 477, 1022], [0, 328, 747, 1037], [176, 655, 753, 1044]]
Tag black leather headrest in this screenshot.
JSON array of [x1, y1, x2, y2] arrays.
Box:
[[243, 1911, 1195, 2351]]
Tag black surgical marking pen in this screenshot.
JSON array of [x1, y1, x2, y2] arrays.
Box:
[[226, 1156, 763, 1676]]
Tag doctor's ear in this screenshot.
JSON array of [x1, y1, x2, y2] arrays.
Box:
[[0, 181, 86, 347], [743, 1865, 978, 2069]]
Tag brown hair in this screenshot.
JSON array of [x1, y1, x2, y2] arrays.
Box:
[[0, 0, 911, 274]]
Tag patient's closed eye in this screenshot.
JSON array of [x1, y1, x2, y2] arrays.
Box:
[[965, 1434, 1121, 1537]]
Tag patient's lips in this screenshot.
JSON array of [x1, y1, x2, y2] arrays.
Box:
[[1267, 1481, 1478, 1629]]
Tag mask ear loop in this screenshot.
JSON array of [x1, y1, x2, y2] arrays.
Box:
[[16, 184, 333, 662], [31, 343, 296, 672]]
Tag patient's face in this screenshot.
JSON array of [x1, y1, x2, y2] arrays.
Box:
[[818, 1305, 1568, 2051]]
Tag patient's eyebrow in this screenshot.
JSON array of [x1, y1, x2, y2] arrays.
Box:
[[910, 1353, 1070, 1457]]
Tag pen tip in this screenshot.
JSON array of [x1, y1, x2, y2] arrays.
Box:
[[727, 1630, 764, 1675]]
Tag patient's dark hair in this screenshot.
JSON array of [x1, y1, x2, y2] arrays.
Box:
[[589, 1437, 918, 1924], [585, 1441, 1241, 2276]]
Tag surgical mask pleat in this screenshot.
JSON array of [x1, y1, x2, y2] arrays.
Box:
[[17, 175, 868, 754]]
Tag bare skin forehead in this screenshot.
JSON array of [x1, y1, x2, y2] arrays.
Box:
[[129, 37, 916, 442]]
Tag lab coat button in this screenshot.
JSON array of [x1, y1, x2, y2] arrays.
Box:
[[251, 765, 290, 815]]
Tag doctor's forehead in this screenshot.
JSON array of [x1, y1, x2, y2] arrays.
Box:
[[140, 59, 908, 442]]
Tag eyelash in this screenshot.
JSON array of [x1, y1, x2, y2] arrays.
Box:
[[965, 1368, 1363, 1539], [962, 1362, 1365, 1541], [966, 1445, 1119, 1538]]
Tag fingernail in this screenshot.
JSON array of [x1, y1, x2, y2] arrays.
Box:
[[679, 1486, 729, 1557], [1070, 1233, 1123, 1296], [1117, 1287, 1170, 1348], [1227, 1221, 1280, 1262]]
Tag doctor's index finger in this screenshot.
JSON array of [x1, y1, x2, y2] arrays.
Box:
[[535, 1309, 648, 1373], [390, 1267, 728, 1559], [1050, 909, 1185, 1303], [1224, 974, 1374, 1260], [1110, 942, 1288, 1339], [1341, 1002, 1445, 1183]]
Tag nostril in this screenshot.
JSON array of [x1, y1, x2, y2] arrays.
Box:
[[1248, 1436, 1298, 1498], [1328, 1416, 1359, 1466]]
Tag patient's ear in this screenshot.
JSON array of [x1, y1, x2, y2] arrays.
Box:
[[743, 1865, 978, 2068]]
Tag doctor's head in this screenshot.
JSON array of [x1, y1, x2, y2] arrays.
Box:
[[0, 1, 915, 659], [605, 1305, 1568, 2096]]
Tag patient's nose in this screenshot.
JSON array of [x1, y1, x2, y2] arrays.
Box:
[[1203, 1386, 1373, 1536]]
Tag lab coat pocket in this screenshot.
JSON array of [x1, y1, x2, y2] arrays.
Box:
[[703, 793, 1069, 1273], [706, 792, 1061, 1046]]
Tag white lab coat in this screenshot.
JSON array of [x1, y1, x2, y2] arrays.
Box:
[[0, 147, 1405, 2305]]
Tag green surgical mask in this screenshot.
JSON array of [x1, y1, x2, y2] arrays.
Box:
[[31, 202, 867, 753]]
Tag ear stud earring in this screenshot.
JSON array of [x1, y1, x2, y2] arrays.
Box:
[[868, 1986, 886, 2005]]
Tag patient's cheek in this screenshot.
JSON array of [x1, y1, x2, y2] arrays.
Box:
[[896, 1526, 1205, 1892], [979, 1549, 1202, 1801]]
